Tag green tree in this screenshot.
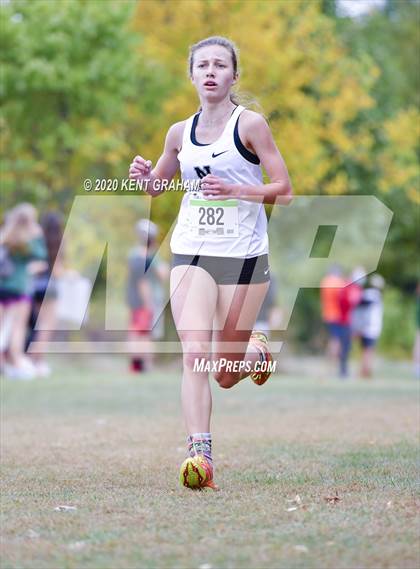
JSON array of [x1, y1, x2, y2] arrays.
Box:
[[0, 0, 139, 209], [333, 0, 420, 288]]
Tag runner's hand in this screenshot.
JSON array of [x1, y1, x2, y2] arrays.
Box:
[[129, 156, 153, 181], [200, 175, 237, 199]]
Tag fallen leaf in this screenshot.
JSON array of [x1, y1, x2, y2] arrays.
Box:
[[324, 491, 341, 504], [54, 505, 77, 512], [286, 494, 302, 505], [285, 494, 304, 511], [68, 541, 86, 551]]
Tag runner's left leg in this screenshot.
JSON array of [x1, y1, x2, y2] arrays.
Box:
[[212, 281, 270, 389]]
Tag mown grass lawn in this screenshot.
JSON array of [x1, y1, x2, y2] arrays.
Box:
[[1, 355, 419, 569]]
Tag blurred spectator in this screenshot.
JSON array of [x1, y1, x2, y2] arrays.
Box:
[[0, 203, 47, 380], [320, 265, 346, 372], [320, 266, 365, 378], [337, 268, 364, 378], [126, 219, 169, 372], [352, 273, 385, 378], [26, 211, 65, 377]]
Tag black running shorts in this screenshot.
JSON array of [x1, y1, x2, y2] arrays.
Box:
[[172, 254, 270, 285]]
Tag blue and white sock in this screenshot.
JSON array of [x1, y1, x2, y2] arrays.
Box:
[[187, 432, 212, 466]]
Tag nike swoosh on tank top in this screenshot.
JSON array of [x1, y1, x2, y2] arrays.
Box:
[[170, 105, 269, 258]]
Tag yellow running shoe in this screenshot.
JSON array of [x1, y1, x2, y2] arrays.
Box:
[[179, 455, 219, 491], [249, 331, 273, 386]]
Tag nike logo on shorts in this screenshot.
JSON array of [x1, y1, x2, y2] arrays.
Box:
[[212, 150, 229, 158]]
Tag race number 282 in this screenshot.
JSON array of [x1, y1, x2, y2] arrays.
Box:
[[198, 206, 224, 226]]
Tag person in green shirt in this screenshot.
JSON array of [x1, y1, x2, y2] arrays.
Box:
[[0, 203, 47, 380]]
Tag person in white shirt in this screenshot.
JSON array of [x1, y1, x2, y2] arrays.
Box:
[[129, 36, 292, 490], [352, 273, 385, 378]]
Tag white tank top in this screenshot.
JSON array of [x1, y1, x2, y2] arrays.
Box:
[[170, 105, 269, 258]]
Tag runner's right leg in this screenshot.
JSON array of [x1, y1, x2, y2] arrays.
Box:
[[171, 264, 219, 488], [170, 264, 218, 435]]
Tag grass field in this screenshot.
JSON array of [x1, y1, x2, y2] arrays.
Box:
[[1, 355, 419, 569]]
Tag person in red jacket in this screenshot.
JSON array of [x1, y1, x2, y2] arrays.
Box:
[[337, 270, 363, 378]]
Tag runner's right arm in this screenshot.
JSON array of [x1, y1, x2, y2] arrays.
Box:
[[129, 121, 185, 197]]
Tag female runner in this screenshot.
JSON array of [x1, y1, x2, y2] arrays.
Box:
[[129, 36, 292, 490]]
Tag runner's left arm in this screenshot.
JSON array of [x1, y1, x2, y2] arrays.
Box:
[[201, 112, 292, 205]]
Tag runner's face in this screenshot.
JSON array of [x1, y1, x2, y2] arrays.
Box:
[[191, 45, 236, 101]]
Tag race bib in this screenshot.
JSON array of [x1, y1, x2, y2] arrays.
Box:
[[189, 198, 239, 237]]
